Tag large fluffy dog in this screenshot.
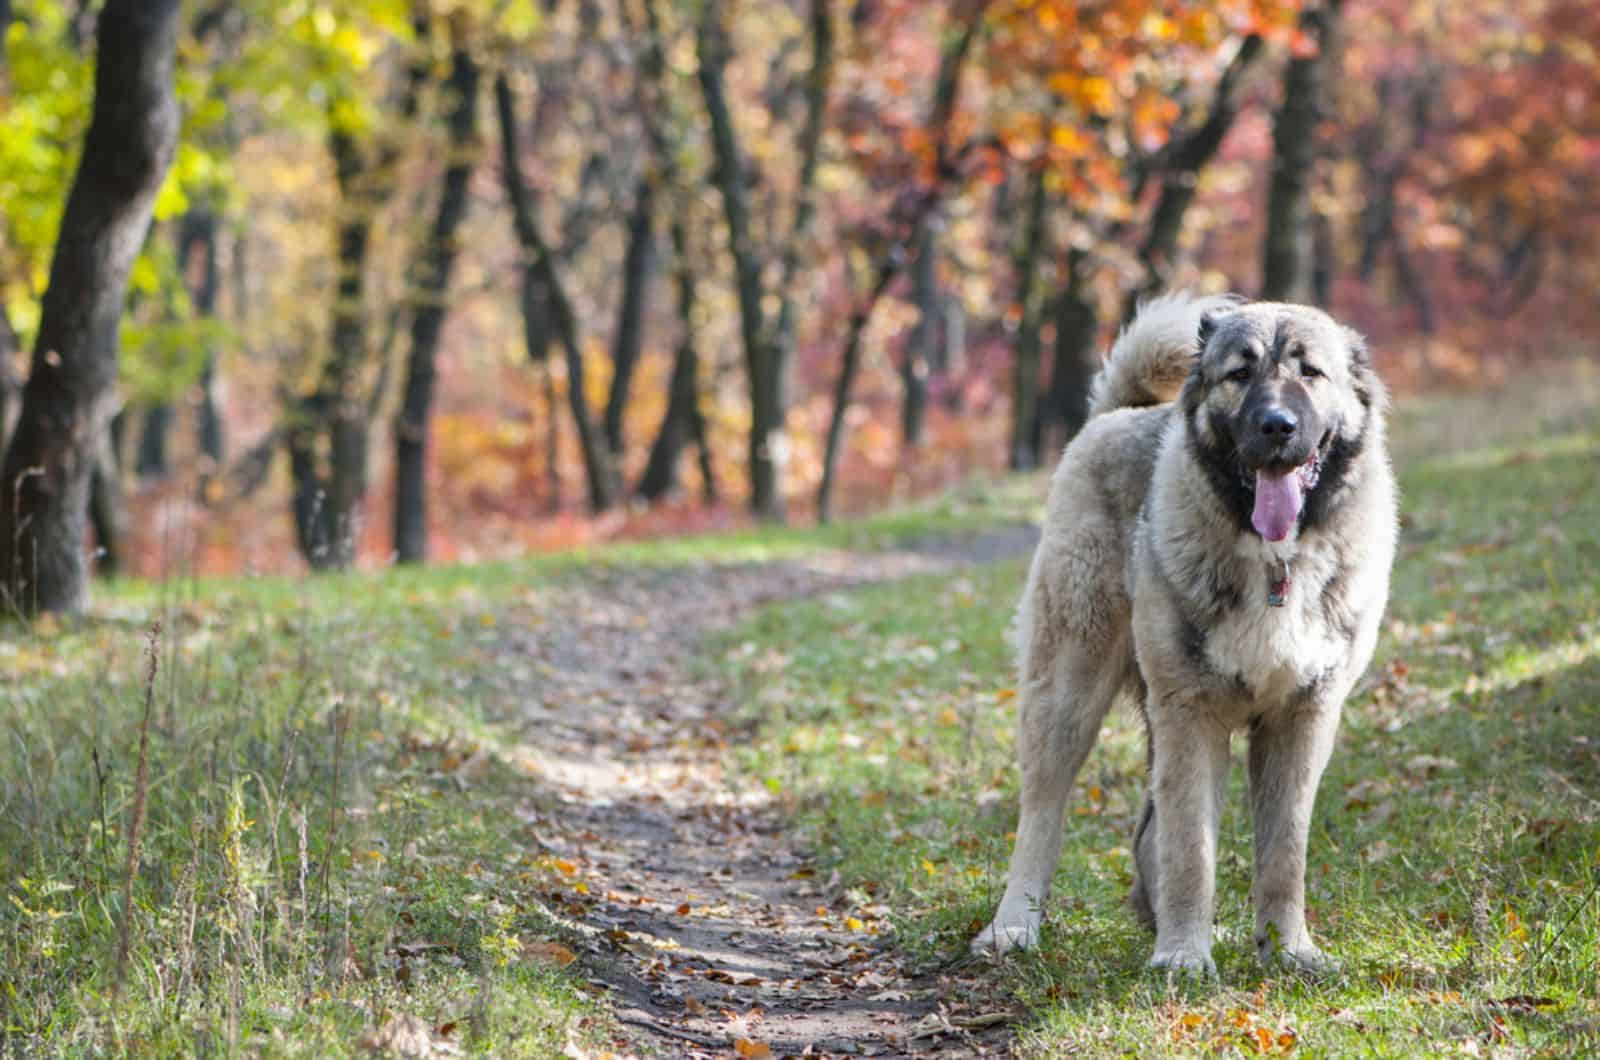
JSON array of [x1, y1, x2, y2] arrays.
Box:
[[974, 293, 1396, 975]]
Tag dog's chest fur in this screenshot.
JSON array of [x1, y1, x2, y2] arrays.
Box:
[[1200, 536, 1349, 711]]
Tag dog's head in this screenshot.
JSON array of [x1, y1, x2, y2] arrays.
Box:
[[1182, 302, 1382, 541]]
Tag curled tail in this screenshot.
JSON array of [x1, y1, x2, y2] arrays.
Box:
[[1087, 291, 1239, 418]]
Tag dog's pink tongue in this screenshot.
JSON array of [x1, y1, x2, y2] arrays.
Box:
[[1252, 470, 1303, 541]]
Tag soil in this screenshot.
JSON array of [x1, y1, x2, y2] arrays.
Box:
[[492, 527, 1039, 1058]]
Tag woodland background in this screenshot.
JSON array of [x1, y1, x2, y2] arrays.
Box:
[[1, 0, 1597, 594]]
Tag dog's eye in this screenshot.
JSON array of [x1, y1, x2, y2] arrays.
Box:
[[1300, 363, 1324, 380], [1227, 366, 1252, 383]]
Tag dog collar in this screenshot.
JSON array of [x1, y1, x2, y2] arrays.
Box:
[[1267, 558, 1290, 607]]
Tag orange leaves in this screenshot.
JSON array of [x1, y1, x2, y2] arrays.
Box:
[[524, 940, 578, 967], [1047, 73, 1117, 118], [1170, 1004, 1300, 1054]]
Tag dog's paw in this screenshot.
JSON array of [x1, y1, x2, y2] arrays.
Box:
[[1264, 942, 1339, 977], [970, 916, 1039, 958], [1148, 944, 1217, 979]]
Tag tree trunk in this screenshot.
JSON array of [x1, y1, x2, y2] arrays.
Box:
[[1038, 250, 1096, 456], [181, 208, 225, 466], [637, 211, 707, 503], [1008, 164, 1048, 471], [495, 72, 616, 512], [698, 3, 781, 520], [816, 261, 896, 524], [1261, 2, 1343, 302], [901, 219, 939, 446], [288, 133, 377, 569], [394, 36, 480, 565], [0, 305, 19, 451], [602, 173, 657, 466], [0, 0, 179, 616], [89, 415, 123, 577], [1125, 33, 1263, 320], [135, 403, 172, 476]]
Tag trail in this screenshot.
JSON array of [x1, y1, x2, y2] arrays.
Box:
[[492, 528, 1037, 1058]]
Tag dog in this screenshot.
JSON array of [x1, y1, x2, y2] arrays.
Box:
[[973, 292, 1397, 975]]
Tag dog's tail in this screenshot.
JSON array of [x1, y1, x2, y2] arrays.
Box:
[[1087, 291, 1239, 418]]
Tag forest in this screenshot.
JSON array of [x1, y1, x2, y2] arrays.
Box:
[[1, 0, 1597, 1056], [0, 0, 1595, 606]]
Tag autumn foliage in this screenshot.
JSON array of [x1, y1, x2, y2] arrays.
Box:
[[0, 0, 1595, 580]]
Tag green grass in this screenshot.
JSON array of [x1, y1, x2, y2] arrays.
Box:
[[0, 473, 1036, 1055], [6, 367, 1597, 1056], [719, 370, 1600, 1057]]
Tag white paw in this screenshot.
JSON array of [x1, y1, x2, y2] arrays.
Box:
[[1149, 944, 1217, 978], [1264, 942, 1339, 976], [971, 915, 1040, 957]]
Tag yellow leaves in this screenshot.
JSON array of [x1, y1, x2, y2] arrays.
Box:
[[845, 916, 866, 932], [734, 1040, 774, 1059], [1142, 14, 1178, 43], [1049, 125, 1089, 155], [496, 0, 542, 41], [995, 688, 1017, 703], [921, 858, 940, 877]]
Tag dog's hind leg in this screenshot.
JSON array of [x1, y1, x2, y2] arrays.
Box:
[[973, 579, 1128, 957], [1128, 791, 1158, 931]]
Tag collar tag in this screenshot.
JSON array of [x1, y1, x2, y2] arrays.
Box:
[[1267, 559, 1290, 608]]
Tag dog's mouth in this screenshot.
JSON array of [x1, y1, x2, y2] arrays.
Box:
[[1238, 430, 1331, 542]]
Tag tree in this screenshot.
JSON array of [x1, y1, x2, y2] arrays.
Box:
[[1006, 160, 1048, 471], [394, 18, 481, 565], [600, 173, 657, 471], [697, 0, 834, 521], [0, 0, 180, 615], [633, 0, 717, 504], [1261, 0, 1343, 302], [1124, 32, 1264, 320], [495, 70, 619, 514], [287, 23, 428, 570], [816, 1, 986, 522]]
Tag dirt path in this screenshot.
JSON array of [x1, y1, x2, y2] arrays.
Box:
[[493, 528, 1037, 1058]]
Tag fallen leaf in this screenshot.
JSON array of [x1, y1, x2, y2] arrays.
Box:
[[524, 941, 577, 967], [734, 1039, 773, 1058]]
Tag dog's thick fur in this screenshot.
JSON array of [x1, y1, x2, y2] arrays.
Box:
[[974, 292, 1397, 975]]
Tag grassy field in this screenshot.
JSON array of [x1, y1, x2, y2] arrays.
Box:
[[719, 367, 1600, 1056], [0, 469, 1041, 1055], [2, 364, 1596, 1056]]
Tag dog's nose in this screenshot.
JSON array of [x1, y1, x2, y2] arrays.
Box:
[[1259, 408, 1298, 439]]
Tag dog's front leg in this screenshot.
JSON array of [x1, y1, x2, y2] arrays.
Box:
[[1247, 702, 1341, 974], [1147, 704, 1229, 977]]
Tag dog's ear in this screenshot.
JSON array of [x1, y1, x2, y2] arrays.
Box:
[[1342, 325, 1389, 413], [1197, 309, 1224, 352], [1342, 326, 1371, 367]]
